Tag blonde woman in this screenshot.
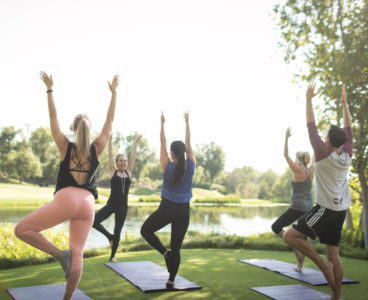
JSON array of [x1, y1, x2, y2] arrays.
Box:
[[271, 127, 314, 272], [14, 72, 119, 300]]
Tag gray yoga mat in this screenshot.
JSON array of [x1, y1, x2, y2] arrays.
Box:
[[238, 258, 358, 286], [251, 284, 342, 300], [105, 260, 202, 292], [7, 283, 93, 300]]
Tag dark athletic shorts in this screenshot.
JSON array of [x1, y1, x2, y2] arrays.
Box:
[[292, 204, 346, 246]]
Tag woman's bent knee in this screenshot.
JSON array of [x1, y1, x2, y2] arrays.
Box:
[[14, 223, 25, 239], [271, 223, 281, 235]]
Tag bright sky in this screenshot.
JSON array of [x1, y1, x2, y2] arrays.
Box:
[[0, 0, 316, 174]]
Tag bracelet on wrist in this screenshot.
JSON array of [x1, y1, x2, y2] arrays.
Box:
[[47, 89, 53, 93]]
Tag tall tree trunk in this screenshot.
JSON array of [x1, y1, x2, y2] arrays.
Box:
[[345, 207, 354, 230]]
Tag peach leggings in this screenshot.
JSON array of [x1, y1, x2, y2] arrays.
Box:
[[14, 187, 95, 296]]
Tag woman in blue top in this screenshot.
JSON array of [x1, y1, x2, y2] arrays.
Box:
[[141, 111, 196, 288]]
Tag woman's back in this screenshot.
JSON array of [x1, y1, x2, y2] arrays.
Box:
[[55, 142, 99, 199], [68, 145, 91, 186], [162, 160, 195, 203]]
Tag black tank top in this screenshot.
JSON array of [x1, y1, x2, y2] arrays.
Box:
[[107, 170, 131, 208], [55, 142, 99, 199]]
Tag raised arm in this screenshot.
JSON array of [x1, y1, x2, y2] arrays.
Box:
[[283, 127, 302, 174], [127, 135, 141, 176], [108, 135, 115, 177], [160, 112, 169, 172], [93, 75, 119, 158], [184, 112, 196, 164], [341, 85, 352, 128], [40, 71, 68, 159], [306, 82, 318, 124]]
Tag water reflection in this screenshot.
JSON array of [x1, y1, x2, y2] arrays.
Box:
[[0, 205, 287, 250]]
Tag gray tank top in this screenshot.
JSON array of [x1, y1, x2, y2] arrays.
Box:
[[290, 177, 313, 212]]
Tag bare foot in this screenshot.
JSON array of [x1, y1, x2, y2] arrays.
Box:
[[295, 264, 303, 273], [321, 261, 336, 292]]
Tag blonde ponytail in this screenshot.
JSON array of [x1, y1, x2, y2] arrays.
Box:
[[296, 151, 311, 178], [73, 114, 91, 161]]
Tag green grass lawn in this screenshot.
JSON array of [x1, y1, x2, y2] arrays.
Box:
[[0, 183, 272, 209], [192, 188, 224, 199], [0, 249, 366, 300], [0, 184, 55, 206]]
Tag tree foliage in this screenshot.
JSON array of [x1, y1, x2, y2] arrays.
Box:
[[7, 145, 42, 183], [29, 127, 53, 164], [196, 142, 225, 185]]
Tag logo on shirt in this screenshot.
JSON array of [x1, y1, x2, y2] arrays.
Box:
[[333, 197, 342, 205]]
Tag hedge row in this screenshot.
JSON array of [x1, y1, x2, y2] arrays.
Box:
[[138, 195, 241, 204]]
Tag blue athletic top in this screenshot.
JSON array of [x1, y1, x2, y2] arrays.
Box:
[[161, 160, 195, 203]]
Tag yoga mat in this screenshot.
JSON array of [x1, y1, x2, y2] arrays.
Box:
[[105, 260, 202, 292], [251, 284, 342, 300], [7, 283, 93, 300], [238, 258, 358, 286]]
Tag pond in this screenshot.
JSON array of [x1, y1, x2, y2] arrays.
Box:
[[0, 205, 288, 250]]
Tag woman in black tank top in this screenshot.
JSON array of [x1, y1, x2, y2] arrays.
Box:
[[93, 134, 141, 262]]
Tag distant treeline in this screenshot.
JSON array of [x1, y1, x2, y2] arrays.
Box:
[[1, 125, 294, 202]]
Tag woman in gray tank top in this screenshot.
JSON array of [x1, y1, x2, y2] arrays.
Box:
[[271, 127, 314, 272]]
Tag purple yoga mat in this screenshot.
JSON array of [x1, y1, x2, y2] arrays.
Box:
[[238, 258, 358, 286], [7, 283, 93, 300], [251, 284, 342, 300], [105, 260, 202, 292]]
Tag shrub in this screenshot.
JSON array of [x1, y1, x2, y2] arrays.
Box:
[[194, 195, 241, 204], [139, 195, 162, 202], [341, 228, 364, 248], [0, 223, 69, 269]]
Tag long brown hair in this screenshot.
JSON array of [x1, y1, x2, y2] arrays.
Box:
[[73, 114, 91, 160], [170, 141, 186, 186]]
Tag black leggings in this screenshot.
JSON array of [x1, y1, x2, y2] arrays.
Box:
[[92, 204, 128, 260], [140, 198, 190, 281], [271, 207, 306, 235]]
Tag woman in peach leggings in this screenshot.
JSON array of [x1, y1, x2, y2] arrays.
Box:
[[14, 71, 119, 300]]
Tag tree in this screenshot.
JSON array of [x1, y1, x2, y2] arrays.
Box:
[[146, 158, 163, 181], [0, 126, 20, 175], [272, 168, 292, 203], [29, 127, 53, 163], [192, 165, 208, 188], [196, 142, 225, 185], [258, 169, 279, 200], [7, 145, 42, 183], [41, 145, 60, 184], [222, 166, 260, 198], [274, 0, 368, 246]]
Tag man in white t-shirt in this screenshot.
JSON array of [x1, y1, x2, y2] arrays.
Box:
[[283, 83, 353, 300]]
